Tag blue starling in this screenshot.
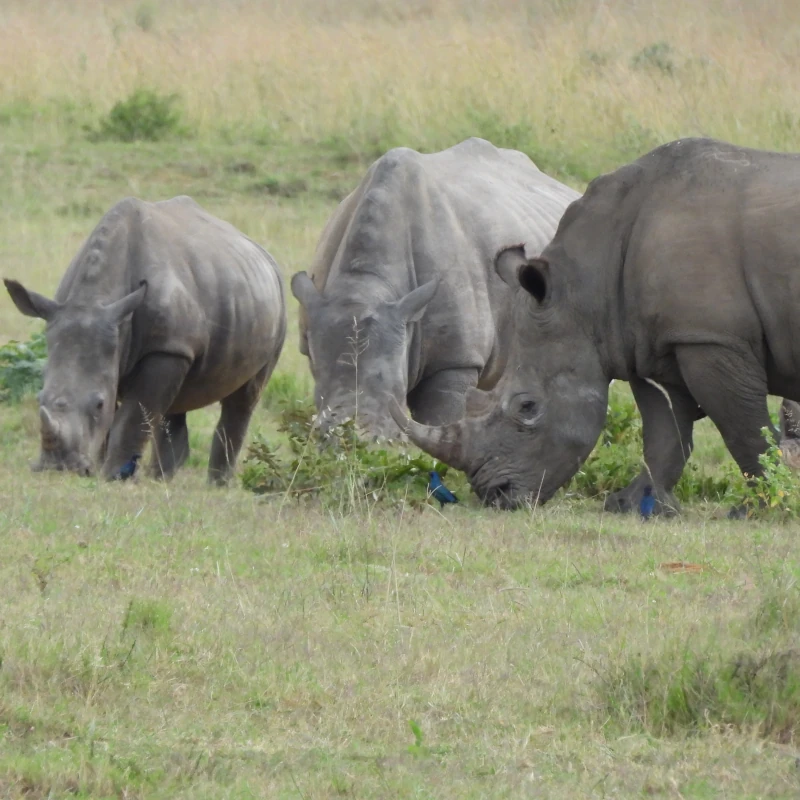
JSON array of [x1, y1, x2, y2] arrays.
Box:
[[115, 453, 141, 481], [428, 470, 458, 508], [640, 485, 656, 520]]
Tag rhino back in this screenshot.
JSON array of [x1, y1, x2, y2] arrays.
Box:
[[305, 138, 579, 383], [57, 196, 286, 408], [548, 138, 800, 384]]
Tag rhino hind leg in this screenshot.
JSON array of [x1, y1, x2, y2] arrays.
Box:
[[604, 376, 701, 516], [102, 353, 192, 481], [675, 344, 774, 510], [208, 361, 273, 486], [407, 368, 479, 426], [150, 413, 190, 480]]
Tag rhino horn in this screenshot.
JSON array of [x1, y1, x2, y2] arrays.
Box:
[[388, 398, 468, 471], [39, 405, 60, 447]]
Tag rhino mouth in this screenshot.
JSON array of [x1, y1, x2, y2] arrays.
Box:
[[33, 454, 95, 478], [468, 459, 531, 510], [482, 481, 517, 509], [480, 481, 552, 510]]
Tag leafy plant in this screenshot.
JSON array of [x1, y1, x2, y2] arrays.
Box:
[[723, 428, 800, 519], [571, 390, 641, 496], [241, 399, 452, 511], [407, 718, 448, 757], [90, 88, 185, 142], [571, 388, 731, 503], [0, 331, 47, 403]]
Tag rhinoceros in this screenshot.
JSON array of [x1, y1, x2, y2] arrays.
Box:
[[393, 138, 800, 512], [290, 137, 580, 438], [4, 195, 286, 483]]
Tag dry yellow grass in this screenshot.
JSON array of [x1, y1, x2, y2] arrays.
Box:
[[1, 0, 800, 160]]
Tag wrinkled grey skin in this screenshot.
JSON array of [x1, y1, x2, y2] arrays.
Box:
[[291, 137, 580, 438], [4, 196, 286, 483], [394, 138, 800, 512]]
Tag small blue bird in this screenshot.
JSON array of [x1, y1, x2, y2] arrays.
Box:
[[639, 485, 656, 520], [114, 453, 141, 481], [428, 470, 458, 508]]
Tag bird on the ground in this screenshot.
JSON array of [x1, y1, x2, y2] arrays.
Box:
[[428, 470, 458, 508], [115, 453, 141, 481], [639, 485, 656, 520]]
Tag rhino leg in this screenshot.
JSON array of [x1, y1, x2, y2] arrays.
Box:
[[102, 354, 192, 480], [208, 362, 272, 486], [676, 344, 774, 511], [407, 368, 479, 426], [605, 376, 701, 516], [150, 413, 190, 480]]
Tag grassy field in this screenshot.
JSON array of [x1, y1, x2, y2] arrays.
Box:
[[2, 1, 800, 797]]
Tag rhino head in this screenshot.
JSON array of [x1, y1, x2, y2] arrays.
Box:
[[391, 244, 610, 509], [291, 271, 439, 438], [4, 278, 147, 476]]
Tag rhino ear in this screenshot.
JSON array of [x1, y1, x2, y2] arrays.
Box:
[[291, 271, 322, 311], [394, 278, 440, 323], [518, 258, 550, 304], [104, 281, 147, 324], [4, 278, 61, 321], [495, 245, 528, 288], [495, 246, 550, 304]]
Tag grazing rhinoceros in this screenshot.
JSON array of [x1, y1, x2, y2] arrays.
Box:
[[4, 195, 286, 483], [392, 137, 800, 513], [290, 137, 580, 438]]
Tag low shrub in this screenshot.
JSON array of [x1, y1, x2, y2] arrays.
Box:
[[0, 332, 46, 403], [241, 399, 452, 512], [89, 88, 185, 142], [722, 429, 800, 520]]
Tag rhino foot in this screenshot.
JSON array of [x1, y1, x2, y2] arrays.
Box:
[[604, 476, 681, 517]]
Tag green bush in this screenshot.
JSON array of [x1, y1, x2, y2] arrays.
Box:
[[0, 331, 47, 403], [242, 399, 452, 511], [571, 387, 730, 503], [571, 389, 641, 496], [90, 88, 184, 142], [722, 428, 800, 519]]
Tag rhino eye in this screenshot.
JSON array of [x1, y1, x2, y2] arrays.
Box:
[[516, 398, 539, 426], [88, 392, 104, 414]]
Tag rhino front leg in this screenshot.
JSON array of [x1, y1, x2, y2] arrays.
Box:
[[604, 376, 701, 516], [208, 362, 272, 485], [102, 354, 192, 480], [150, 413, 190, 480], [406, 368, 479, 426]]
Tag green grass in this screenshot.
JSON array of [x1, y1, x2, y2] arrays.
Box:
[[2, 2, 800, 795]]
